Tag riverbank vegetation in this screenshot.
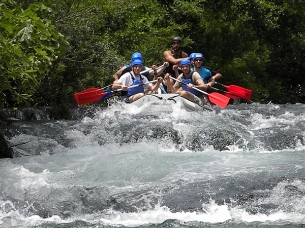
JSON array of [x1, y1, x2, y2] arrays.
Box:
[[1, 0, 305, 107]]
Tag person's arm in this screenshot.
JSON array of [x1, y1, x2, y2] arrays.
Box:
[[112, 81, 124, 90], [172, 65, 180, 78], [164, 73, 181, 93], [156, 62, 169, 76], [112, 73, 129, 90], [208, 69, 222, 81], [181, 51, 189, 58], [148, 62, 169, 78], [148, 65, 159, 81], [147, 77, 163, 92], [211, 72, 222, 81], [207, 70, 222, 87], [148, 62, 170, 81], [193, 73, 208, 91], [113, 66, 127, 81], [112, 80, 128, 91], [163, 50, 187, 65]]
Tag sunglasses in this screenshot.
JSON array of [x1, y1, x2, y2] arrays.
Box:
[[194, 58, 203, 62]]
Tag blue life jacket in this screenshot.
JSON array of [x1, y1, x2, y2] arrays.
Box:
[[127, 73, 144, 96], [196, 67, 212, 83], [181, 72, 201, 96]]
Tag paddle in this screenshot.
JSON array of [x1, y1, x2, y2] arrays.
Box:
[[210, 86, 243, 99], [74, 64, 165, 105], [75, 80, 158, 105], [169, 76, 230, 108], [74, 88, 108, 105], [214, 82, 252, 100]]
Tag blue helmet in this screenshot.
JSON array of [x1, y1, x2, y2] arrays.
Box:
[[180, 59, 191, 67], [131, 52, 142, 61], [131, 59, 143, 67], [194, 53, 204, 60], [189, 53, 197, 61]]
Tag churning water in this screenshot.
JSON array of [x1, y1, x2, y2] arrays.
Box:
[[1, 101, 305, 227]]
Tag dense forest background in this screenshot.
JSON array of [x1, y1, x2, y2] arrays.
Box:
[[1, 0, 305, 108]]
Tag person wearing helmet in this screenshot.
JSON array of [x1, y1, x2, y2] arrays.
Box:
[[131, 52, 142, 61], [113, 52, 167, 82], [112, 59, 163, 103], [163, 37, 189, 77], [164, 59, 209, 105], [189, 53, 197, 67], [192, 53, 222, 87]]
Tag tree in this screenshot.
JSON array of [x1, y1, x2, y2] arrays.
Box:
[[0, 1, 68, 107], [2, 0, 305, 106]]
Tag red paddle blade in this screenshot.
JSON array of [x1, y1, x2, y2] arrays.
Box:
[[224, 92, 242, 99], [223, 85, 252, 100], [207, 92, 230, 108], [74, 88, 108, 105]]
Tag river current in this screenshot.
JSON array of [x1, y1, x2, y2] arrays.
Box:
[[1, 100, 305, 227]]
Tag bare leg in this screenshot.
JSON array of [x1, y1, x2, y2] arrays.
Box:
[[180, 91, 194, 101], [180, 91, 203, 105], [128, 93, 145, 103]]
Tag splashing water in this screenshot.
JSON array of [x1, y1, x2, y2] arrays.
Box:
[[1, 102, 305, 227]]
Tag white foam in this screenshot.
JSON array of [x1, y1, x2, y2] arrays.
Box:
[[99, 201, 231, 226]]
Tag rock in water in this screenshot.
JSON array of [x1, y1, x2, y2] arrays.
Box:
[[0, 133, 13, 158]]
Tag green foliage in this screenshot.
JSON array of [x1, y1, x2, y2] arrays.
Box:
[[166, 0, 305, 103], [98, 0, 188, 65], [2, 0, 305, 106], [32, 0, 194, 105], [31, 0, 127, 105], [0, 2, 68, 107]]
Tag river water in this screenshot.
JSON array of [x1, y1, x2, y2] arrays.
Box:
[[1, 101, 305, 227]]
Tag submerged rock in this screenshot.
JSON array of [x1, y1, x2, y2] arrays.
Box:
[[0, 133, 13, 158]]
